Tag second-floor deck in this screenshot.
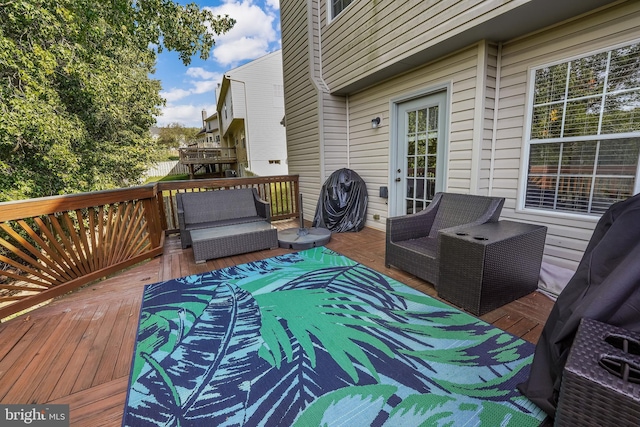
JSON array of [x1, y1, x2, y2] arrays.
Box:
[[179, 147, 238, 178], [0, 219, 554, 426]]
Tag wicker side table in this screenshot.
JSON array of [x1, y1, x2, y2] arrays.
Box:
[[437, 220, 547, 316], [190, 222, 278, 263], [555, 318, 640, 426]]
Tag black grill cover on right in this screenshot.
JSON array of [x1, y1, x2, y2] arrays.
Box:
[[312, 168, 368, 232], [518, 192, 640, 419]]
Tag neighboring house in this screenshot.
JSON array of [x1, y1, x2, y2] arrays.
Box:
[[215, 50, 288, 177], [280, 0, 640, 278], [197, 110, 221, 147]]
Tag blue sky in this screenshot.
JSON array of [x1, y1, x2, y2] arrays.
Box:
[[154, 0, 281, 128]]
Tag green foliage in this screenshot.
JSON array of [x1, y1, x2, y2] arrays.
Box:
[[157, 123, 202, 149], [0, 0, 235, 201]]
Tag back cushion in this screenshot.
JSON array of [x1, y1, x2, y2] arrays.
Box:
[[428, 194, 496, 237], [182, 189, 257, 224]]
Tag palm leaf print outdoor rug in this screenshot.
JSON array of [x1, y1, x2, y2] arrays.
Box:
[[122, 247, 546, 426]]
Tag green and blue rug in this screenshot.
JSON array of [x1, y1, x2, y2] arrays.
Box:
[[122, 247, 546, 426]]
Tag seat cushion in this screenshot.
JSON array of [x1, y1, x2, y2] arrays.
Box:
[[394, 236, 438, 259], [184, 216, 264, 231]]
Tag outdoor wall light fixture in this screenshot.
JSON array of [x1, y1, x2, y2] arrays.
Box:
[[371, 117, 381, 129]]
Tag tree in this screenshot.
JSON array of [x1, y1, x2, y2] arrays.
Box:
[[158, 123, 202, 149], [0, 0, 234, 201]]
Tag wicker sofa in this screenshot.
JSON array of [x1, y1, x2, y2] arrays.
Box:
[[176, 188, 272, 249], [385, 192, 505, 287]]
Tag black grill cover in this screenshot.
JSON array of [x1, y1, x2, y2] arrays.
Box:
[[518, 192, 640, 418], [312, 168, 368, 232]]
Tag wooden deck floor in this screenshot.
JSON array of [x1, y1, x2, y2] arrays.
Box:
[[0, 220, 555, 426]]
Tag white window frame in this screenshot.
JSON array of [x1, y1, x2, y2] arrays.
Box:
[[328, 0, 354, 22], [520, 40, 640, 218]]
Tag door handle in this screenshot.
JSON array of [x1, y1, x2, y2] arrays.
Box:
[[395, 178, 401, 182]]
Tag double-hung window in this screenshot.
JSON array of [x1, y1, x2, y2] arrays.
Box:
[[524, 41, 640, 215]]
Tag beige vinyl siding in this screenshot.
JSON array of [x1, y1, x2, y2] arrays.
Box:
[[346, 44, 486, 230], [494, 0, 640, 270], [320, 92, 348, 177], [321, 0, 523, 92], [281, 0, 322, 210]]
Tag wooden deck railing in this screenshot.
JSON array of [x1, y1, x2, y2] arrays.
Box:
[[155, 174, 300, 231], [0, 175, 299, 320], [178, 147, 237, 164]]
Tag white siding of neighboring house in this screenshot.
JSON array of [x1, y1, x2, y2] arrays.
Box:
[[224, 52, 288, 177]]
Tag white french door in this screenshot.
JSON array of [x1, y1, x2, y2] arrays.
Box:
[[391, 91, 448, 216]]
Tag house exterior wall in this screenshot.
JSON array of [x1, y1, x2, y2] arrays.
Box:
[[226, 52, 288, 176], [281, 0, 348, 211], [347, 43, 490, 228], [281, 0, 638, 271], [216, 51, 288, 177], [321, 0, 522, 92], [493, 0, 640, 270]]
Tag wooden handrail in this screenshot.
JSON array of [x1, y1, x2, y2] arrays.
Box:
[[0, 175, 300, 320]]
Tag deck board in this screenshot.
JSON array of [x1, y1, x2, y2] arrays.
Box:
[[0, 220, 556, 425]]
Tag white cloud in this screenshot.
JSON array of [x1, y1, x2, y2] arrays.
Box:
[[160, 88, 192, 103], [191, 79, 219, 95], [160, 67, 222, 102], [213, 37, 271, 66], [206, 1, 279, 66], [157, 103, 217, 128], [186, 67, 219, 80]]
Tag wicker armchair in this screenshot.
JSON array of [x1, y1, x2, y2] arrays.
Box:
[[385, 192, 505, 286]]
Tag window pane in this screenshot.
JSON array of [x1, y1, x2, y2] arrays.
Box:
[[417, 109, 427, 132], [525, 175, 557, 209], [529, 143, 560, 174], [414, 178, 425, 199], [407, 157, 415, 177], [560, 141, 596, 175], [592, 177, 636, 214], [608, 43, 640, 92], [567, 53, 607, 99], [428, 135, 437, 153], [417, 133, 426, 155], [601, 91, 640, 134], [407, 135, 416, 155], [597, 138, 640, 175], [415, 156, 425, 178], [428, 106, 438, 130], [427, 154, 437, 177], [555, 176, 591, 213], [531, 103, 563, 139], [534, 63, 568, 104], [562, 97, 602, 137], [407, 111, 416, 134]]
